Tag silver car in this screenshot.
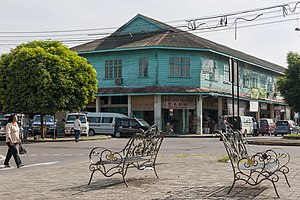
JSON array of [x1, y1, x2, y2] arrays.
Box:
[[0, 118, 8, 138]]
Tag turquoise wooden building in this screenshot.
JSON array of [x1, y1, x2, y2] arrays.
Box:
[[72, 14, 287, 134]]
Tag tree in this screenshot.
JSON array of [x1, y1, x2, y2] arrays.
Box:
[[277, 52, 300, 112], [0, 40, 98, 137]]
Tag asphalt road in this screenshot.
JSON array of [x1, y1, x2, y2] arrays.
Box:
[[1, 136, 299, 175]]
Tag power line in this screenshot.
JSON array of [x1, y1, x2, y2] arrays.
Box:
[[0, 1, 300, 48]]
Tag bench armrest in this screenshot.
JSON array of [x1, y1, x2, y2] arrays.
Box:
[[89, 147, 124, 165], [237, 148, 290, 172]]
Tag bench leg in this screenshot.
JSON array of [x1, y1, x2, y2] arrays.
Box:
[[122, 164, 129, 187], [283, 173, 291, 187], [153, 165, 159, 179], [271, 181, 280, 198], [227, 179, 236, 194], [88, 170, 96, 185]]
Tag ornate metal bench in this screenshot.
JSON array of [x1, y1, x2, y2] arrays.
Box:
[[219, 126, 290, 198], [88, 125, 164, 186]]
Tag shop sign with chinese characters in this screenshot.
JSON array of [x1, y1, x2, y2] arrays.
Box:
[[162, 96, 195, 109]]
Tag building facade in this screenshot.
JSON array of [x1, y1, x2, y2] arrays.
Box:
[[72, 14, 288, 134]]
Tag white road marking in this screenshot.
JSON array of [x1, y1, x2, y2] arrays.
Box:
[[0, 155, 5, 161], [23, 161, 60, 167], [0, 161, 60, 170]]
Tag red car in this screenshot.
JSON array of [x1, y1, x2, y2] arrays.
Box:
[[258, 118, 276, 136]]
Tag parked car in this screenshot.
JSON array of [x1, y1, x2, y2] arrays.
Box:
[[226, 115, 256, 136], [0, 117, 9, 138], [86, 112, 128, 136], [30, 115, 57, 137], [114, 117, 150, 138], [274, 120, 298, 136], [258, 118, 276, 136], [63, 113, 89, 136]]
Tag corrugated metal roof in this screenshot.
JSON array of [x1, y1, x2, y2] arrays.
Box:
[[71, 14, 286, 73]]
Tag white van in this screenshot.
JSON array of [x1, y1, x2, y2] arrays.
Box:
[[227, 115, 256, 136], [86, 112, 128, 136], [64, 113, 89, 136]]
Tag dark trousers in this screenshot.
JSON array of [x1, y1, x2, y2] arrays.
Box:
[[74, 130, 81, 140], [4, 143, 22, 166]]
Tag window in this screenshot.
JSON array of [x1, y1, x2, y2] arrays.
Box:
[[88, 117, 100, 123], [105, 59, 122, 79], [223, 64, 230, 83], [169, 57, 190, 77], [130, 119, 139, 127], [102, 117, 113, 123], [251, 73, 258, 88], [111, 96, 128, 104], [259, 74, 266, 87], [139, 57, 148, 77], [205, 62, 219, 81], [243, 70, 250, 88]]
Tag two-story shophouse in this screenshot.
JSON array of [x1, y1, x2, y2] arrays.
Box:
[[72, 14, 288, 134]]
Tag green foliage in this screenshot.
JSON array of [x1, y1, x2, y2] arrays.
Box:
[[0, 40, 98, 114], [217, 155, 229, 163], [277, 52, 300, 112]]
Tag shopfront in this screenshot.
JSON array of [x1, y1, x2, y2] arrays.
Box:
[[161, 95, 196, 133]]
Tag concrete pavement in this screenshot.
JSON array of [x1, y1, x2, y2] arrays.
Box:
[[1, 137, 300, 199]]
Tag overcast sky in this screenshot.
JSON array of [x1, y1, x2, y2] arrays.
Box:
[[1, 0, 300, 67]]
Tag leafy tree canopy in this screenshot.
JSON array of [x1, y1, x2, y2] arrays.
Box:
[[0, 40, 98, 114], [277, 51, 300, 112]]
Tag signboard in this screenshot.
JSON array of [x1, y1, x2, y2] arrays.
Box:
[[202, 60, 214, 74], [131, 96, 154, 111], [162, 96, 195, 109], [251, 88, 259, 99], [260, 103, 267, 110], [259, 88, 267, 99], [250, 101, 259, 112]]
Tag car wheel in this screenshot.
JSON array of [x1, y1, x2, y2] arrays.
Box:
[[114, 131, 121, 138], [88, 129, 95, 136], [274, 133, 277, 136]]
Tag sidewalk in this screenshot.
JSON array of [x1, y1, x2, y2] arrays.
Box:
[[1, 145, 299, 199]]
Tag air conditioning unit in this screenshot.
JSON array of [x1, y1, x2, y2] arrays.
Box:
[[115, 78, 123, 85]]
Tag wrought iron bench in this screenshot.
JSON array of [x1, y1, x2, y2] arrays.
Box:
[[219, 126, 290, 198], [88, 125, 164, 186]]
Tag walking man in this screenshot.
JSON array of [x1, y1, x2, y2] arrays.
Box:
[[74, 115, 81, 142]]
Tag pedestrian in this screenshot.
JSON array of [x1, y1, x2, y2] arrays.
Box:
[[220, 116, 232, 133], [209, 118, 215, 134], [74, 115, 81, 142], [3, 114, 23, 168], [253, 119, 258, 136]]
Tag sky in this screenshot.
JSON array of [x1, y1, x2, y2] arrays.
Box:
[[1, 0, 300, 67]]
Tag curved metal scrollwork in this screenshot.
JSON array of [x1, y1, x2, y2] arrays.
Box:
[[88, 124, 165, 186], [219, 126, 290, 198]]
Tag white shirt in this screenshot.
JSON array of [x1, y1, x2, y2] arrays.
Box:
[[6, 122, 21, 143], [74, 119, 81, 131]]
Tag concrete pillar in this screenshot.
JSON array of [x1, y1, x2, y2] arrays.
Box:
[[270, 104, 274, 119], [286, 106, 291, 120], [154, 95, 162, 131], [128, 95, 132, 117], [182, 109, 186, 133], [96, 97, 101, 112], [196, 95, 203, 134], [218, 97, 223, 130]]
